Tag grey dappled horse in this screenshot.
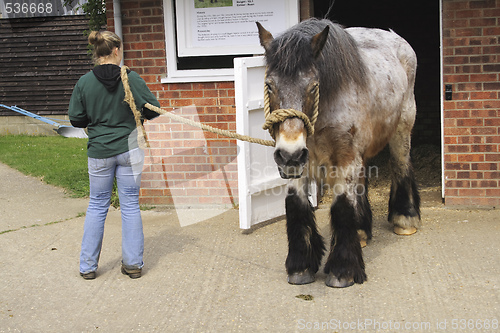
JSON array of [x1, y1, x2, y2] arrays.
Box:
[[257, 18, 420, 288]]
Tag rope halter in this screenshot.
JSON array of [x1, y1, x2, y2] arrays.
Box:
[[262, 79, 319, 141]]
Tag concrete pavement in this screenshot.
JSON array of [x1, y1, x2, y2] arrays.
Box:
[[0, 162, 498, 332]]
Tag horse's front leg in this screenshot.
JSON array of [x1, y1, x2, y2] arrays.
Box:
[[285, 176, 325, 285], [324, 180, 368, 288]]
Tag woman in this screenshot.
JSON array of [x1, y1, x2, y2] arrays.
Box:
[[69, 31, 160, 280]]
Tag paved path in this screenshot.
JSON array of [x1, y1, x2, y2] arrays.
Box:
[[0, 162, 498, 332]]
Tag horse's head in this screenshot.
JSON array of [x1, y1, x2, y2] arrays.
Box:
[[257, 22, 329, 179]]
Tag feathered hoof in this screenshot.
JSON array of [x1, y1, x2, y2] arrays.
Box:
[[288, 270, 315, 285], [391, 214, 420, 236], [358, 230, 368, 248], [325, 273, 354, 288], [393, 226, 417, 236]]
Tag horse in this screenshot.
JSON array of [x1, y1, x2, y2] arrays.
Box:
[[256, 18, 421, 288]]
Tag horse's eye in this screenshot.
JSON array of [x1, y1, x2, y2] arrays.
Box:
[[309, 83, 319, 94], [266, 82, 274, 94]]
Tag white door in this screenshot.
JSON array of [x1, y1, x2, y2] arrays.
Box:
[[234, 56, 318, 230], [235, 56, 286, 229]]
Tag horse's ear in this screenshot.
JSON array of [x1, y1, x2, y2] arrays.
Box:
[[311, 25, 330, 58], [256, 22, 274, 52]]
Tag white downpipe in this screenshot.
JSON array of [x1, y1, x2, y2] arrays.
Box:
[[113, 0, 124, 66], [439, 0, 445, 201]]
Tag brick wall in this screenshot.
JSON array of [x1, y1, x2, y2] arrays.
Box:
[[104, 0, 500, 208], [107, 0, 238, 207], [442, 0, 500, 206]]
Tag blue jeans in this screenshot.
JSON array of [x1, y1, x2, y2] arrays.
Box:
[[80, 148, 145, 274]]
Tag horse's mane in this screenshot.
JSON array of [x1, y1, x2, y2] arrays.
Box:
[[265, 18, 367, 96]]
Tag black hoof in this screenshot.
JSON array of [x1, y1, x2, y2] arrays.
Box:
[[325, 273, 354, 288], [288, 270, 315, 285]]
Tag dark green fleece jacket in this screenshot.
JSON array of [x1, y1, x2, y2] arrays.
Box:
[[69, 64, 160, 158]]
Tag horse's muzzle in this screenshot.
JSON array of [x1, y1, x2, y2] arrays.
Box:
[[274, 148, 309, 179]]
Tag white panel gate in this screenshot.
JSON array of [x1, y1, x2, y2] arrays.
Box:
[[234, 57, 287, 229], [235, 56, 317, 230], [235, 56, 288, 229]]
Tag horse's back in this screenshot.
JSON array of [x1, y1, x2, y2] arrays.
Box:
[[342, 27, 417, 159], [346, 27, 417, 85]]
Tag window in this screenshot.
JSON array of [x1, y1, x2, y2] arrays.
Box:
[[162, 0, 299, 83]]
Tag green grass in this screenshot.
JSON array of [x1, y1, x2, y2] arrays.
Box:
[[0, 135, 90, 198], [0, 135, 159, 209]]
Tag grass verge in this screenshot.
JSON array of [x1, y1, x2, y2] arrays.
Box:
[[0, 135, 90, 197]]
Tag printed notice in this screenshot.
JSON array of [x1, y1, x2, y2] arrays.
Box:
[[176, 0, 297, 56]]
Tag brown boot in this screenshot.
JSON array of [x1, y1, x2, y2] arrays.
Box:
[[80, 271, 96, 280], [121, 265, 142, 279]]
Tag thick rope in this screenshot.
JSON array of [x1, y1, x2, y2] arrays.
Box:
[[121, 66, 150, 148], [142, 102, 275, 147], [262, 108, 315, 140], [121, 65, 274, 147], [120, 66, 319, 149]]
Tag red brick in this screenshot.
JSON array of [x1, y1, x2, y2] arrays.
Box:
[[193, 82, 217, 90], [444, 136, 458, 144], [446, 145, 471, 153], [469, 55, 497, 63], [471, 145, 498, 153], [143, 50, 165, 58], [457, 154, 485, 162], [483, 171, 500, 179], [483, 64, 500, 72], [141, 33, 164, 41], [470, 91, 497, 99], [458, 64, 481, 73], [483, 8, 500, 16], [459, 188, 486, 197], [470, 17, 497, 26], [445, 196, 471, 206], [444, 154, 458, 163], [455, 27, 483, 37], [133, 59, 155, 67], [180, 90, 204, 98], [446, 180, 471, 188], [471, 109, 498, 117], [471, 162, 499, 170], [469, 0, 496, 9], [444, 127, 472, 136], [470, 73, 498, 82], [473, 180, 498, 187], [141, 17, 164, 25], [483, 46, 500, 54], [483, 26, 500, 35], [484, 101, 500, 109], [486, 188, 500, 196], [446, 162, 471, 170], [484, 82, 500, 90], [446, 74, 470, 83], [457, 82, 482, 91], [471, 127, 497, 135], [456, 118, 483, 126], [445, 109, 471, 118], [444, 1, 468, 11]]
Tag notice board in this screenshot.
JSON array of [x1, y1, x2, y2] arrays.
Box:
[[175, 0, 299, 57]]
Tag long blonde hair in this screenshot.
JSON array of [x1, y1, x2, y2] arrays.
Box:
[[88, 31, 122, 64]]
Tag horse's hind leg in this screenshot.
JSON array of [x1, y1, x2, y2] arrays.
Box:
[[285, 177, 325, 285], [388, 120, 421, 235]]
